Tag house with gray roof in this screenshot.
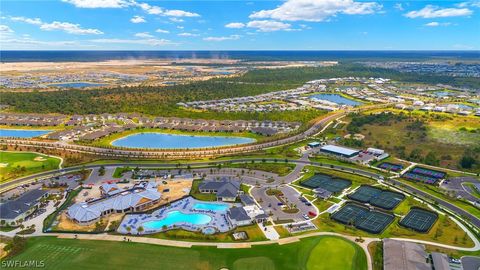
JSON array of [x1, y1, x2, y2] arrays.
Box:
[[198, 179, 240, 202], [313, 187, 332, 200], [228, 207, 252, 226], [383, 239, 430, 270], [67, 182, 161, 225], [0, 189, 49, 225]]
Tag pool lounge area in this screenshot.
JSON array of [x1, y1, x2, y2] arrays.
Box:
[[118, 197, 236, 235]]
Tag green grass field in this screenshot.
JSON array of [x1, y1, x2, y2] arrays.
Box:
[[227, 162, 296, 176], [0, 151, 61, 182], [5, 236, 367, 270]]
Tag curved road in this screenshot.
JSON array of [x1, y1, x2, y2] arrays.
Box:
[[0, 111, 345, 159], [3, 158, 479, 229]]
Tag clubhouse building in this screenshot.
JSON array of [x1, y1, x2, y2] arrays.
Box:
[[67, 182, 161, 225]]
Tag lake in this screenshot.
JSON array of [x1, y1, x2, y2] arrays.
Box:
[[48, 82, 107, 88], [309, 94, 362, 106], [0, 129, 51, 138], [111, 132, 256, 149]]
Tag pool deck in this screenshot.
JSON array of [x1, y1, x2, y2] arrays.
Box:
[[118, 197, 237, 235]]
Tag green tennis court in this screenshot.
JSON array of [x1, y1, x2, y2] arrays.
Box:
[[399, 207, 438, 233], [301, 173, 352, 193]]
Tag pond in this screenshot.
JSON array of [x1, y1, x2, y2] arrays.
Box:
[[0, 129, 51, 138], [111, 132, 256, 149], [48, 82, 107, 88], [309, 94, 362, 106]]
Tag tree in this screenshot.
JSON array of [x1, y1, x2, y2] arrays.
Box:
[[460, 156, 476, 169]]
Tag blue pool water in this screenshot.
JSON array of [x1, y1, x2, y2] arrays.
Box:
[[192, 202, 229, 212], [309, 94, 362, 106], [48, 82, 107, 88], [143, 211, 212, 229], [111, 132, 255, 149], [0, 129, 51, 138]]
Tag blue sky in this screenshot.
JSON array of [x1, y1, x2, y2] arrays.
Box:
[[0, 0, 479, 50]]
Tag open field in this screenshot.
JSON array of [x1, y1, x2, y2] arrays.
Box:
[[0, 151, 61, 182], [333, 109, 480, 172], [227, 162, 296, 176], [4, 235, 367, 270]]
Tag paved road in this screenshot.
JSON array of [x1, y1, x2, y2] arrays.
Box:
[[0, 111, 346, 159], [388, 178, 480, 228], [3, 157, 479, 230]]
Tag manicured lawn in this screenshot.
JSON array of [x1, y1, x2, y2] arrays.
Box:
[[189, 179, 216, 201], [396, 178, 480, 219], [312, 209, 474, 248], [227, 162, 296, 176], [306, 237, 366, 270], [4, 235, 366, 270], [147, 224, 267, 242], [0, 151, 61, 182]]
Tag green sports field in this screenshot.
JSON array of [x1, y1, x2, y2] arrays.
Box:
[[0, 152, 61, 182], [4, 236, 367, 270]]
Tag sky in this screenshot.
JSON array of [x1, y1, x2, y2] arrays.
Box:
[[0, 0, 479, 50]]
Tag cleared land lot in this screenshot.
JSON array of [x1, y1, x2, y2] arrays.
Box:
[[5, 236, 367, 270]]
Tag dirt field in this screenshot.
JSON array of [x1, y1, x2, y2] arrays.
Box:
[[157, 179, 193, 204]]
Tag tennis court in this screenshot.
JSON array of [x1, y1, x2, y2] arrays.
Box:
[[300, 173, 352, 193], [399, 207, 438, 233], [348, 185, 383, 203], [355, 211, 395, 234], [403, 172, 438, 184], [347, 185, 405, 210], [331, 203, 369, 225], [331, 203, 394, 234], [370, 191, 405, 210], [411, 167, 446, 179], [377, 162, 403, 172]]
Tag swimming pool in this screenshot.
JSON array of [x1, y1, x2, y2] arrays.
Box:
[[192, 202, 229, 212], [142, 211, 212, 230]]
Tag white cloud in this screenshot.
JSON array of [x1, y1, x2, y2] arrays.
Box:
[[170, 18, 184, 23], [394, 3, 404, 11], [134, 32, 153, 38], [225, 22, 245, 28], [405, 5, 472, 18], [249, 0, 382, 22], [0, 25, 13, 33], [40, 21, 103, 35], [164, 10, 200, 17], [130, 15, 146, 23], [203, 35, 241, 41], [90, 38, 174, 46], [155, 29, 170, 34], [246, 20, 292, 32], [63, 0, 200, 18], [1, 37, 78, 48], [178, 32, 199, 37], [424, 21, 452, 27], [10, 16, 103, 35], [61, 0, 131, 8], [136, 2, 199, 17], [10, 16, 42, 25]]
